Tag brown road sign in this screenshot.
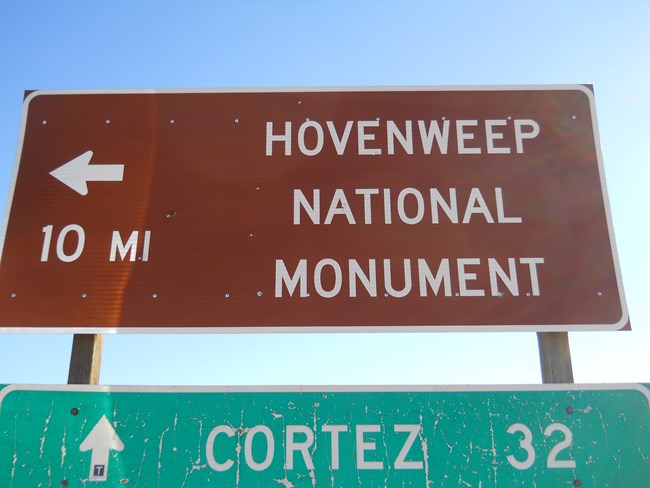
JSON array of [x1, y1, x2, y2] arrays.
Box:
[[0, 86, 628, 332]]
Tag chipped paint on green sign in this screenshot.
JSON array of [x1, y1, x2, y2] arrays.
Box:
[[0, 384, 648, 486]]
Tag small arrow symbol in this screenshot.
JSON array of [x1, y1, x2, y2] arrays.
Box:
[[79, 415, 124, 482], [50, 150, 124, 196]]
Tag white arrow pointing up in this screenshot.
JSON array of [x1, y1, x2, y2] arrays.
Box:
[[79, 415, 124, 482], [50, 150, 124, 196]]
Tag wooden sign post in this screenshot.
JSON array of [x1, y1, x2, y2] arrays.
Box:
[[67, 334, 103, 385], [537, 332, 574, 383]]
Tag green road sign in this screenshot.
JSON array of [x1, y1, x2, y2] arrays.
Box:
[[0, 384, 648, 486]]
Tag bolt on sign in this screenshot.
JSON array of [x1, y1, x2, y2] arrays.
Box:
[[0, 86, 628, 331], [0, 384, 648, 486]]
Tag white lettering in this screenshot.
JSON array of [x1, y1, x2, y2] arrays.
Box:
[[463, 188, 494, 223], [314, 258, 342, 298], [458, 258, 485, 297], [324, 189, 356, 224], [456, 120, 481, 154], [394, 425, 423, 470], [275, 259, 308, 297], [489, 258, 519, 296], [326, 121, 354, 155], [383, 188, 392, 224], [267, 118, 539, 156], [355, 188, 379, 224], [514, 119, 540, 153], [520, 257, 544, 296], [142, 230, 151, 262], [322, 425, 348, 470], [358, 120, 381, 155], [397, 188, 425, 225], [245, 425, 274, 471], [286, 425, 314, 470], [298, 121, 324, 156], [356, 425, 383, 470], [485, 119, 511, 154], [206, 426, 235, 472], [495, 187, 522, 223], [349, 259, 377, 297], [387, 120, 413, 155], [57, 224, 85, 263], [274, 258, 544, 300], [266, 121, 291, 156], [294, 189, 320, 225], [430, 189, 458, 224], [418, 120, 449, 154], [418, 258, 452, 297], [384, 259, 412, 298], [110, 230, 138, 262]]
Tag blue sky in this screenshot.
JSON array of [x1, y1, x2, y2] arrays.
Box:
[[0, 1, 648, 386]]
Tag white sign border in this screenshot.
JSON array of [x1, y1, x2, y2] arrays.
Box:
[[1, 383, 649, 410]]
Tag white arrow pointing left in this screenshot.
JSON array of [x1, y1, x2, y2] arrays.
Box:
[[50, 150, 124, 196], [79, 415, 124, 482]]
